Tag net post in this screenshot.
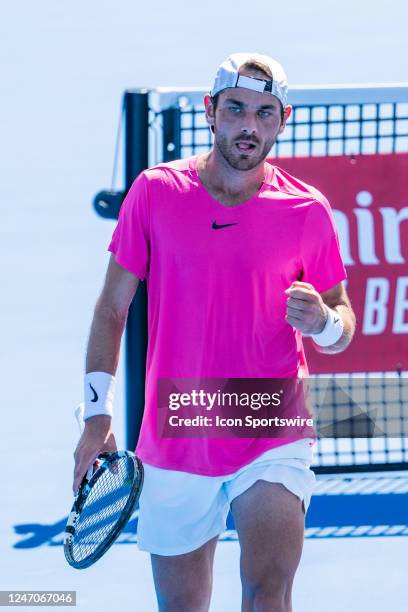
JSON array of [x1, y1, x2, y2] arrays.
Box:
[[162, 107, 181, 161], [123, 90, 149, 451]]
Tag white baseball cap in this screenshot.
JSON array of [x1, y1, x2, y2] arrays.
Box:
[[211, 52, 288, 107]]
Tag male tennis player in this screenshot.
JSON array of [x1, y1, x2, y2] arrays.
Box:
[[73, 53, 355, 611]]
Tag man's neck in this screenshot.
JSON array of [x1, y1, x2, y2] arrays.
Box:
[[197, 149, 266, 203]]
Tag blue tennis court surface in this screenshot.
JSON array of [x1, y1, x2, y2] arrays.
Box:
[[11, 473, 408, 550]]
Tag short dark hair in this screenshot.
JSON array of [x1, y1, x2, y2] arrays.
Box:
[[241, 59, 273, 80]]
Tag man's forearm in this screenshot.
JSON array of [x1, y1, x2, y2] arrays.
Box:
[[85, 302, 127, 374], [313, 304, 356, 355]]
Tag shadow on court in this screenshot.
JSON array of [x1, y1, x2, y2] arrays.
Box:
[[13, 515, 139, 549]]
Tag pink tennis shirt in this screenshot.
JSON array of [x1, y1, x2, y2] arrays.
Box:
[[108, 155, 347, 475]]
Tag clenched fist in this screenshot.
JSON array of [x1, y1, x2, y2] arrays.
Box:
[[285, 281, 328, 335]]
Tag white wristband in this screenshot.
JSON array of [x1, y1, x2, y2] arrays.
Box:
[[84, 372, 116, 420], [311, 306, 344, 347]]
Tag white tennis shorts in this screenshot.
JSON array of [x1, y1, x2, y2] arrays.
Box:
[[137, 438, 317, 556]]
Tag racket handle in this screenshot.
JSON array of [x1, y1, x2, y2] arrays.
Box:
[[75, 403, 94, 481]]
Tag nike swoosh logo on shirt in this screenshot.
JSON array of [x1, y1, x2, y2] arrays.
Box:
[[212, 221, 238, 230]]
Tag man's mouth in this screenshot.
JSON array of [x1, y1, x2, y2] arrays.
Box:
[[235, 141, 257, 152]]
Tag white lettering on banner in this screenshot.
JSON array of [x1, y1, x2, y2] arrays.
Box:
[[393, 277, 408, 334], [380, 208, 408, 264], [355, 191, 373, 207], [363, 278, 389, 335], [332, 191, 408, 266], [354, 192, 380, 264]]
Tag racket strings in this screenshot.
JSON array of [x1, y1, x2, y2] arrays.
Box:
[[70, 456, 135, 562]]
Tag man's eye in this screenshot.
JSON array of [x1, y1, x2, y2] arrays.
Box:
[[228, 106, 241, 113], [258, 110, 271, 118]]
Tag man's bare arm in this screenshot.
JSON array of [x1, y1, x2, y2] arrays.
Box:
[[85, 254, 140, 374], [72, 254, 140, 494]]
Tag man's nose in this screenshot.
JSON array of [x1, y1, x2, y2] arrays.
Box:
[[240, 117, 257, 135]]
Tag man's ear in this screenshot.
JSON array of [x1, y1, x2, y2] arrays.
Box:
[[278, 104, 292, 135], [204, 94, 215, 132]]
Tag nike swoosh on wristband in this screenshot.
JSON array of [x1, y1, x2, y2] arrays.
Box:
[[212, 221, 238, 230], [334, 317, 340, 324], [89, 383, 98, 402]]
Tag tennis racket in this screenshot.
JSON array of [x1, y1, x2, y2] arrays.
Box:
[[64, 404, 144, 569]]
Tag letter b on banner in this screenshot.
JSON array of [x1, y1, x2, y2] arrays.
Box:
[[363, 278, 389, 335]]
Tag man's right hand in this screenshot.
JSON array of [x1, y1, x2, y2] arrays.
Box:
[[73, 415, 118, 495]]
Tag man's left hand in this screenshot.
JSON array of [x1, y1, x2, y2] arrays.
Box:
[[285, 281, 328, 335]]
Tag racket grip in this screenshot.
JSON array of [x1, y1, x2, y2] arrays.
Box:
[[75, 403, 95, 481]]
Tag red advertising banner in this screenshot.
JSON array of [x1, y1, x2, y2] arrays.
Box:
[[272, 153, 408, 373]]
